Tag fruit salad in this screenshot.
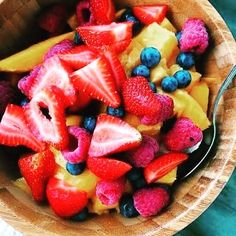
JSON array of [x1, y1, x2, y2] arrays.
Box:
[[0, 0, 214, 221]]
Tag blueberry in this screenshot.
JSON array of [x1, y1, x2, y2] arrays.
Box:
[[71, 207, 89, 221], [74, 31, 84, 45], [20, 97, 29, 107], [149, 82, 157, 93], [176, 31, 182, 47], [176, 52, 195, 69], [132, 175, 147, 190], [119, 8, 142, 35], [174, 70, 192, 88], [131, 64, 150, 79], [106, 106, 125, 118], [119, 194, 139, 218], [66, 162, 86, 175], [126, 168, 143, 182], [161, 76, 178, 92], [140, 47, 161, 68], [83, 116, 96, 133]]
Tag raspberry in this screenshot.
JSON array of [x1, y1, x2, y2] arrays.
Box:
[[129, 135, 159, 168], [76, 0, 96, 26], [44, 39, 75, 60], [140, 94, 174, 125], [133, 186, 170, 217], [96, 178, 125, 206], [163, 117, 203, 151], [62, 126, 91, 164], [180, 18, 209, 54], [0, 81, 16, 117], [18, 65, 41, 97]]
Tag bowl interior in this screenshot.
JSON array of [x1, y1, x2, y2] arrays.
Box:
[[0, 0, 236, 235]]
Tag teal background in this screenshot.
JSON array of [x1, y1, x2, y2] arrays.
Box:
[[177, 0, 236, 235]]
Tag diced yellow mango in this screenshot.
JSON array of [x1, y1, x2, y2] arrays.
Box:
[[66, 115, 83, 127], [202, 76, 220, 86], [137, 123, 162, 137], [89, 196, 118, 215], [67, 14, 78, 29], [155, 168, 177, 185], [150, 59, 169, 85], [160, 18, 177, 33], [0, 31, 74, 72], [123, 113, 141, 128], [185, 71, 202, 92], [55, 168, 98, 198], [13, 177, 31, 194], [167, 46, 180, 67], [169, 64, 183, 75], [50, 147, 66, 168], [167, 89, 211, 130], [189, 81, 209, 113]]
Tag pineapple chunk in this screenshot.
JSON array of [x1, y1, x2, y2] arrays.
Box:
[[150, 58, 169, 85], [66, 115, 83, 127], [186, 71, 202, 92], [167, 89, 211, 130], [156, 168, 177, 185], [169, 64, 183, 75], [189, 81, 209, 113], [160, 18, 177, 33], [89, 196, 118, 215], [55, 168, 98, 198], [135, 23, 178, 62]]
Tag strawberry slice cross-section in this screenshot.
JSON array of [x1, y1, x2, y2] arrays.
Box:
[[70, 56, 121, 108], [89, 114, 142, 157], [25, 86, 69, 150], [0, 104, 45, 152]]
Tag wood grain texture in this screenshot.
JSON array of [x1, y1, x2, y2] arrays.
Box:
[[0, 0, 236, 235]]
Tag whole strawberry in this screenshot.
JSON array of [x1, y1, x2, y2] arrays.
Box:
[[133, 186, 170, 217], [122, 76, 162, 117], [163, 117, 203, 151]]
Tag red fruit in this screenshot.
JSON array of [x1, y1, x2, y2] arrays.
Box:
[[59, 45, 98, 70], [103, 50, 127, 91], [77, 22, 133, 53], [18, 149, 56, 202], [133, 186, 170, 217], [122, 76, 162, 117], [46, 177, 88, 218], [25, 86, 69, 150], [89, 114, 141, 157], [68, 91, 92, 112], [133, 4, 168, 25], [89, 0, 115, 24], [62, 126, 91, 164], [70, 57, 120, 108], [29, 56, 76, 106], [76, 0, 96, 26], [0, 104, 45, 152], [38, 3, 68, 34], [144, 152, 188, 183], [87, 156, 132, 180]]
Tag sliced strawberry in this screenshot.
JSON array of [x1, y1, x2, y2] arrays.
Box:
[[29, 56, 76, 107], [103, 50, 127, 91], [89, 114, 141, 157], [18, 149, 57, 202], [59, 45, 98, 70], [0, 104, 45, 152], [70, 57, 120, 108], [89, 0, 115, 24], [46, 177, 88, 218], [77, 22, 133, 53], [68, 91, 92, 112], [132, 4, 168, 25], [25, 86, 68, 150], [122, 76, 162, 117], [144, 152, 188, 184], [87, 156, 132, 180]]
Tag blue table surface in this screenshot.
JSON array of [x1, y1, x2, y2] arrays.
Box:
[[177, 1, 236, 235]]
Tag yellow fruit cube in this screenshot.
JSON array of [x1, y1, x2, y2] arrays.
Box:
[[67, 14, 78, 29], [66, 115, 83, 127], [169, 64, 183, 75], [137, 123, 162, 137], [185, 71, 202, 92], [155, 168, 177, 185], [0, 32, 74, 72], [160, 18, 177, 33], [123, 113, 141, 128], [189, 81, 209, 113], [167, 89, 211, 130], [150, 59, 169, 85]]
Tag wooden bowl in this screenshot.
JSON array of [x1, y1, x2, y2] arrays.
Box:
[[0, 0, 236, 235]]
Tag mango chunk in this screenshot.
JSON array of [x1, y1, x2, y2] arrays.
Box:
[[186, 71, 202, 92], [169, 64, 183, 75], [189, 81, 209, 113], [150, 58, 169, 85], [66, 115, 83, 127], [167, 89, 211, 130], [160, 18, 177, 33], [0, 31, 74, 72], [156, 168, 177, 185]]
